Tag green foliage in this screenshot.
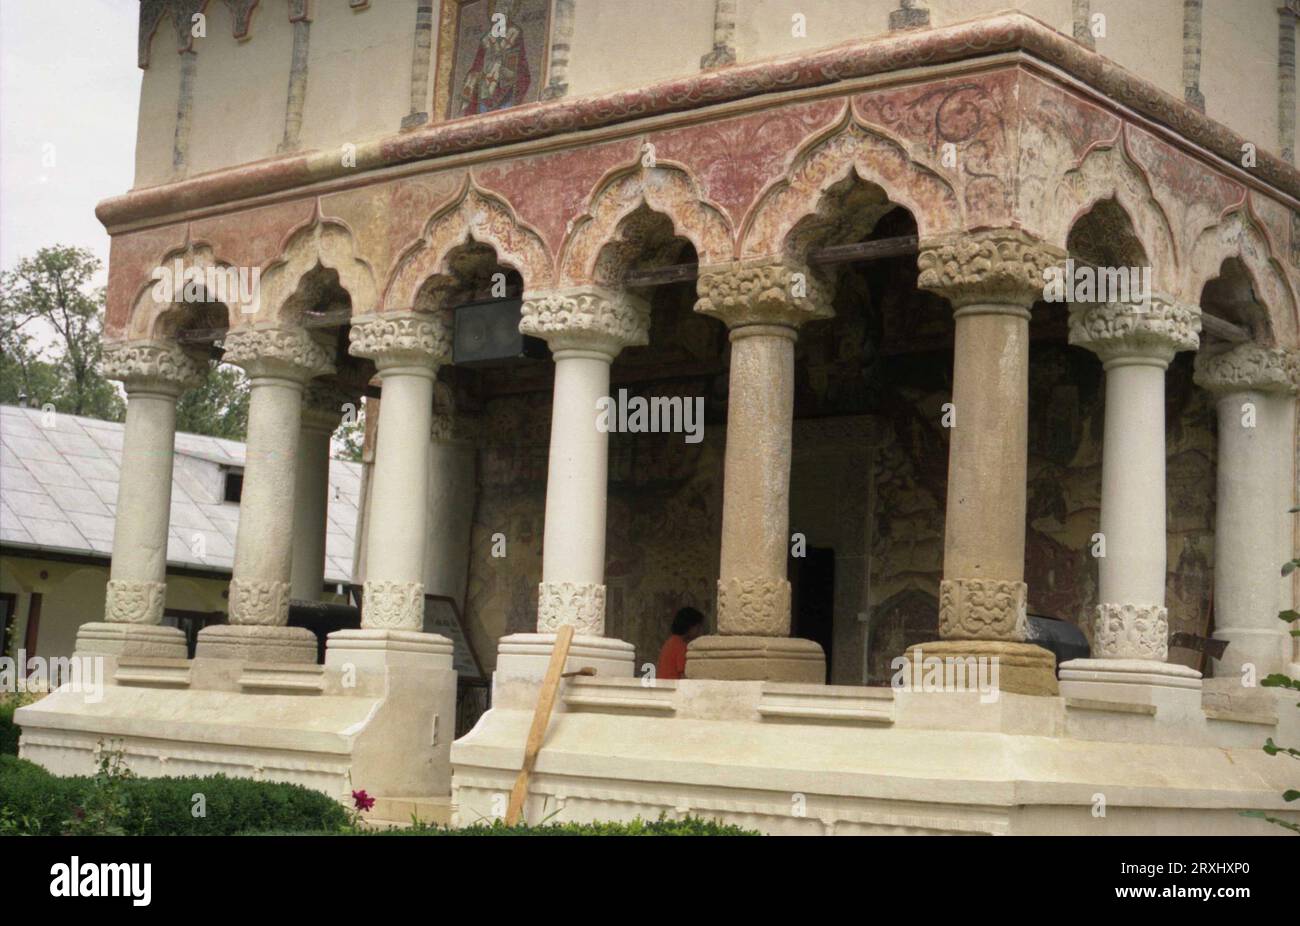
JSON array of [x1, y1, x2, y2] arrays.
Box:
[[0, 246, 123, 421], [243, 816, 761, 836], [0, 700, 23, 756], [175, 362, 249, 441], [0, 752, 349, 835], [334, 417, 364, 462]]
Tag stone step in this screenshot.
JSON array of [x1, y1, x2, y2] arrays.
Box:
[[364, 795, 453, 829]]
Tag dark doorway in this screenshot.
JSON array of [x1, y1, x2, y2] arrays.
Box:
[[791, 547, 835, 682]]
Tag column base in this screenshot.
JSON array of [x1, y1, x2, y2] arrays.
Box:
[[1059, 657, 1202, 707], [687, 635, 825, 683], [494, 632, 635, 680], [908, 640, 1059, 696], [325, 628, 453, 671], [74, 622, 189, 659], [195, 624, 318, 664], [1210, 627, 1295, 680]]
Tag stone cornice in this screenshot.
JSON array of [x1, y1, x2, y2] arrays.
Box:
[[1193, 342, 1300, 394], [98, 12, 1300, 231], [695, 258, 832, 328], [917, 229, 1064, 309], [520, 286, 650, 356], [1068, 297, 1201, 364], [348, 312, 451, 371], [102, 339, 207, 395], [222, 327, 336, 382]]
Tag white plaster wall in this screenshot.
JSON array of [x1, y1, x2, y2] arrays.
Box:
[[186, 2, 293, 182], [130, 1, 1286, 187]]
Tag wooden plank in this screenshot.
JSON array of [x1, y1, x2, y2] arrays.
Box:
[[505, 623, 575, 826], [1199, 313, 1250, 343]]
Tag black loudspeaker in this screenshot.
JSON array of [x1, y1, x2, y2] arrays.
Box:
[[452, 296, 548, 366]]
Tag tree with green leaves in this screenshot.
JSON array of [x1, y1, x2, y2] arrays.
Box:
[[175, 362, 249, 442], [0, 246, 123, 420]]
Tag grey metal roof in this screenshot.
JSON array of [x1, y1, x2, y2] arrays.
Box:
[[0, 404, 360, 584]]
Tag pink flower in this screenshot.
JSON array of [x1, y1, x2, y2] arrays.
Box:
[[352, 789, 375, 812]]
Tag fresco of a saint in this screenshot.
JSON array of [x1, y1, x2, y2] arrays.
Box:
[[458, 0, 533, 116]]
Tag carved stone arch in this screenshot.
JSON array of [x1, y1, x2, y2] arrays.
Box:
[[1050, 140, 1179, 296], [738, 118, 961, 261], [255, 216, 379, 327], [1187, 210, 1298, 343], [127, 241, 240, 341], [384, 181, 553, 310], [557, 160, 734, 286]]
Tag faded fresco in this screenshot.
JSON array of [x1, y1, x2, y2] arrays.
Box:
[[447, 0, 550, 118]]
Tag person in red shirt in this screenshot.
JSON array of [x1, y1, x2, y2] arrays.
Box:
[[656, 607, 705, 680]]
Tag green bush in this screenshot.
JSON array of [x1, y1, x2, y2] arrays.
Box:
[[0, 754, 348, 835], [0, 701, 19, 756], [243, 816, 761, 836]]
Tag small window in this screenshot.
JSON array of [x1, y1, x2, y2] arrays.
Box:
[[223, 470, 244, 503]]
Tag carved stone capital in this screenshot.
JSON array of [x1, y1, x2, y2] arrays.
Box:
[[301, 381, 356, 432], [1068, 297, 1201, 365], [348, 312, 450, 371], [537, 581, 606, 636], [104, 580, 167, 624], [521, 287, 650, 356], [1093, 602, 1168, 661], [362, 580, 425, 631], [917, 229, 1065, 309], [695, 258, 832, 329], [716, 576, 791, 636], [1193, 343, 1300, 395], [228, 577, 291, 626], [102, 340, 207, 396], [222, 328, 335, 383], [938, 578, 1028, 641]]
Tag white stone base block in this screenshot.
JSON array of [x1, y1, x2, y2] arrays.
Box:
[[495, 633, 634, 681], [195, 624, 318, 664], [75, 622, 188, 660], [451, 675, 1297, 835], [1059, 657, 1202, 705], [14, 630, 458, 803]]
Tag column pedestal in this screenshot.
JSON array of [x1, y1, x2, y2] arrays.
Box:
[[1062, 297, 1202, 703]]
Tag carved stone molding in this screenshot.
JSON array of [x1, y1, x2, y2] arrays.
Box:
[[102, 340, 207, 396], [104, 580, 167, 625], [222, 328, 335, 382], [362, 580, 425, 631], [228, 578, 292, 626], [716, 576, 792, 636], [1193, 343, 1300, 394], [301, 381, 356, 432], [695, 258, 832, 329], [1092, 602, 1169, 661], [1068, 297, 1201, 364], [917, 229, 1064, 309], [537, 581, 606, 636], [348, 313, 450, 371], [938, 577, 1028, 641], [520, 287, 650, 356]]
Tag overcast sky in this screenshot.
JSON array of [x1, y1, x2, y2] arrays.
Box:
[[1, 0, 140, 278]]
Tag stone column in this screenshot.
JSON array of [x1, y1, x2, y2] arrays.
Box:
[[196, 328, 333, 663], [688, 258, 832, 682], [289, 382, 350, 601], [76, 341, 205, 659], [344, 314, 449, 630], [494, 287, 648, 680], [1059, 297, 1204, 700], [1195, 343, 1300, 678], [325, 314, 456, 755], [912, 229, 1064, 695]]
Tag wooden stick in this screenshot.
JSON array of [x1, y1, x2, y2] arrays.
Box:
[[505, 623, 575, 826]]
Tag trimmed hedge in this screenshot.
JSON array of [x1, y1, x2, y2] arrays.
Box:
[[245, 817, 762, 836], [0, 755, 349, 835], [0, 700, 19, 756]]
